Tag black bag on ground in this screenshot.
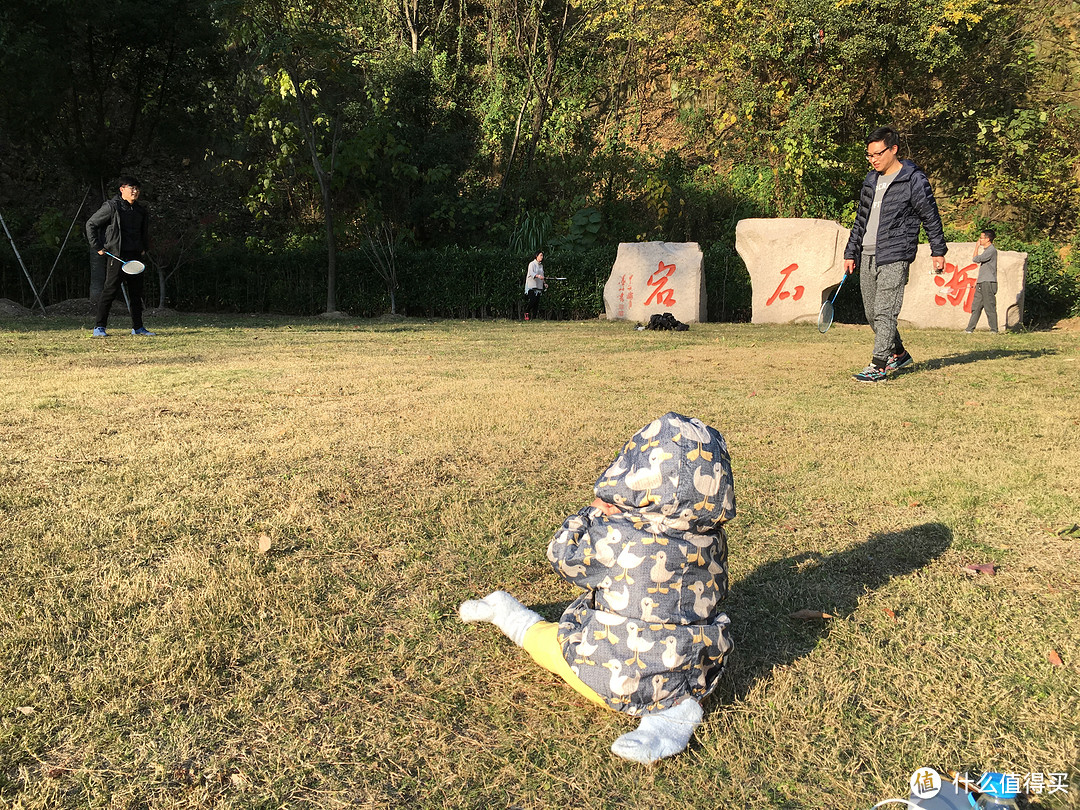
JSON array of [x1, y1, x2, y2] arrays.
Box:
[[645, 312, 689, 331]]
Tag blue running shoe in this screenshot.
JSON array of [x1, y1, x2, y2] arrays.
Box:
[[131, 327, 156, 336], [853, 364, 886, 382], [886, 351, 913, 372], [92, 327, 108, 338]]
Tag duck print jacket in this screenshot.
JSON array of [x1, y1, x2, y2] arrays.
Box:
[[547, 412, 735, 716]]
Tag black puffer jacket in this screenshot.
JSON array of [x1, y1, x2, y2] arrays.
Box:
[[844, 160, 947, 266]]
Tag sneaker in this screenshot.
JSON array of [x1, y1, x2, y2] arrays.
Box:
[[964, 329, 974, 334], [92, 327, 108, 338], [886, 350, 913, 372], [131, 327, 156, 336], [853, 364, 886, 382]]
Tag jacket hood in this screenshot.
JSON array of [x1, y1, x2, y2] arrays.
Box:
[[593, 411, 735, 529]]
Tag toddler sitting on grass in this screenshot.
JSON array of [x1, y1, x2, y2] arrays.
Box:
[[460, 412, 735, 764]]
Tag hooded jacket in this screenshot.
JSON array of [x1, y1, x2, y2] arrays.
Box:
[[844, 159, 947, 266], [547, 412, 735, 716], [85, 196, 150, 258]]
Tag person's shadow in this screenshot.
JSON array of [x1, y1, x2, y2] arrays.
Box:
[[885, 347, 1054, 375], [529, 522, 951, 706], [716, 522, 952, 703], [906, 348, 1055, 374]]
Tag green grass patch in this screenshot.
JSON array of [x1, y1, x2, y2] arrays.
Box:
[[1, 315, 1078, 808]]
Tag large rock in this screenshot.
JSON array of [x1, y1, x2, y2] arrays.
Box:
[[737, 218, 1027, 330], [736, 219, 847, 325], [604, 242, 706, 323], [900, 244, 1027, 331]]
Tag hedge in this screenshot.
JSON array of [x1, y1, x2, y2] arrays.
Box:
[[2, 234, 1076, 324]]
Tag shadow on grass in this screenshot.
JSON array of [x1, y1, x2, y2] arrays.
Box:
[[917, 347, 1057, 371], [527, 523, 951, 709], [717, 521, 952, 703]]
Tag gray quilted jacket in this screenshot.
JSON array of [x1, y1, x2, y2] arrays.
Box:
[[547, 412, 735, 716]]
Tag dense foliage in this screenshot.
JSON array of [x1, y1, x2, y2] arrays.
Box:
[[1, 0, 1078, 321]]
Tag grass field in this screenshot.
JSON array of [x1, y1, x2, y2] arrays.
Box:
[[1, 314, 1078, 810]]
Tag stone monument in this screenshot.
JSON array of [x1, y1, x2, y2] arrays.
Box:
[[736, 218, 1027, 330], [603, 242, 706, 323], [736, 219, 847, 325], [899, 244, 1027, 331]]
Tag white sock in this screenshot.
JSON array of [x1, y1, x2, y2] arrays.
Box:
[[610, 699, 703, 764], [458, 590, 542, 647]]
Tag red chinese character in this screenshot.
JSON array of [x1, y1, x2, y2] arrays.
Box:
[[766, 263, 804, 306], [933, 263, 978, 312], [644, 262, 677, 307]]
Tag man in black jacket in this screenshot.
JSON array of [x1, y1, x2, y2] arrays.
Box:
[[843, 128, 947, 381], [85, 176, 154, 337]]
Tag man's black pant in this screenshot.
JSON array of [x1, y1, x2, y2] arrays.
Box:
[[95, 256, 145, 330]]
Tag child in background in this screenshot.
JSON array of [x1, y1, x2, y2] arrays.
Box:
[[459, 412, 735, 764], [965, 229, 999, 333]]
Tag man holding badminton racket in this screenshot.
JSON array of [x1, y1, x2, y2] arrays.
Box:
[[844, 127, 947, 382], [85, 176, 154, 338]]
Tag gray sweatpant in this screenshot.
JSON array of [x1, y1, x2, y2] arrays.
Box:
[[966, 281, 998, 332], [860, 254, 909, 365]]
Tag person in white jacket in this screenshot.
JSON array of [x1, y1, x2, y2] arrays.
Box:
[[524, 251, 545, 320]]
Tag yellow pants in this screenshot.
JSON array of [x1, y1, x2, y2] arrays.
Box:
[[523, 621, 609, 709]]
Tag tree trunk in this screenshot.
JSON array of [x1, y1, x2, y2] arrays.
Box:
[[286, 64, 339, 314]]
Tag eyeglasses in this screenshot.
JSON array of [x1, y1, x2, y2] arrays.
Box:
[[865, 146, 892, 161]]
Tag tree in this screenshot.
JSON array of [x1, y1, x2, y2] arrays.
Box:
[[0, 0, 229, 187], [227, 0, 370, 315]]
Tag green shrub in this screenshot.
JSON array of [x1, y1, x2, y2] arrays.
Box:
[[1013, 238, 1079, 325]]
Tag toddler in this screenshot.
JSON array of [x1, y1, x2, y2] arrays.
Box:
[[459, 412, 735, 764]]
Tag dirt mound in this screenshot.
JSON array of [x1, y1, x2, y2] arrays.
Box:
[[0, 298, 32, 316], [45, 298, 128, 317], [1050, 316, 1080, 332]]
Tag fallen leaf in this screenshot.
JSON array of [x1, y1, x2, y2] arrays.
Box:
[[16, 706, 35, 716], [1055, 523, 1080, 538], [789, 609, 834, 620], [964, 400, 981, 406], [909, 500, 922, 508], [748, 391, 757, 397], [883, 607, 896, 621], [902, 421, 913, 427], [963, 563, 996, 576], [257, 534, 272, 554], [1048, 650, 1064, 667]]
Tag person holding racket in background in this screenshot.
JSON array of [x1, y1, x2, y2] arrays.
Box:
[[844, 127, 947, 382], [524, 250, 546, 320], [85, 176, 155, 337]]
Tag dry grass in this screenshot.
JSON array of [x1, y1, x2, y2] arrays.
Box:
[[1, 314, 1078, 810]]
